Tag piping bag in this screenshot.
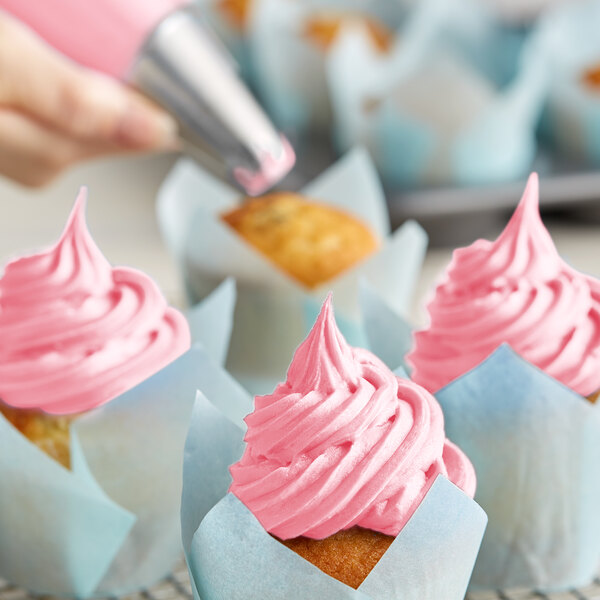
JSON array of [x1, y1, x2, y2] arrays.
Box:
[[0, 0, 295, 195]]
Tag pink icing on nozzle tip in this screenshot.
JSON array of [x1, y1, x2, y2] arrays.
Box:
[[233, 136, 296, 196]]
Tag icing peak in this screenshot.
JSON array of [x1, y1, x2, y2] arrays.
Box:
[[287, 294, 359, 394], [408, 173, 600, 396], [0, 189, 191, 415], [230, 297, 476, 540]]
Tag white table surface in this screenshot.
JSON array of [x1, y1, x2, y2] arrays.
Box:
[[0, 153, 598, 326]]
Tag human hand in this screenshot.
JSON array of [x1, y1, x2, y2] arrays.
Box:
[[0, 13, 179, 187]]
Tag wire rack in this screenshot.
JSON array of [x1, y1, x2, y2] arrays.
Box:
[[2, 562, 600, 600]]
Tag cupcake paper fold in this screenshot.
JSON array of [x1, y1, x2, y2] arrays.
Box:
[[361, 290, 600, 591], [157, 148, 427, 395], [181, 370, 487, 600], [0, 280, 236, 598], [327, 0, 550, 187]]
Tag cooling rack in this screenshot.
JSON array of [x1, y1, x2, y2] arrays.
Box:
[[2, 562, 600, 600]]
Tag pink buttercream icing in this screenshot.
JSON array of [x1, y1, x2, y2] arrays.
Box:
[[229, 295, 475, 540], [0, 189, 190, 415], [408, 173, 600, 397]]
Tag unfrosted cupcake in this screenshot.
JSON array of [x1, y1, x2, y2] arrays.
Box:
[[0, 191, 190, 468], [303, 10, 393, 54], [229, 295, 476, 588], [222, 192, 378, 289], [408, 173, 600, 400], [217, 0, 252, 29]]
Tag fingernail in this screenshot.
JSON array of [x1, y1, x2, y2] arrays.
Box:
[[117, 104, 179, 150]]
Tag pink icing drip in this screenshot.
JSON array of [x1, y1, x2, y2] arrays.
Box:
[[229, 295, 475, 540], [0, 189, 190, 415], [408, 173, 600, 396]]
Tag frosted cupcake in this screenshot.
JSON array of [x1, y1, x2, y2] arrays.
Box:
[[0, 191, 190, 468], [221, 192, 379, 289], [408, 173, 600, 400], [229, 295, 476, 588]]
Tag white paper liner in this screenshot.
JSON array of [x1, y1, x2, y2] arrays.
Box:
[[327, 0, 550, 188], [180, 360, 487, 600], [157, 148, 427, 395], [539, 0, 600, 166], [0, 281, 236, 597], [361, 289, 600, 591]]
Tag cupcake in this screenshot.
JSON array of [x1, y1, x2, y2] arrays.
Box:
[[407, 173, 600, 401], [0, 192, 190, 468], [353, 174, 600, 590], [181, 296, 486, 599], [216, 0, 252, 30], [327, 0, 548, 188], [159, 149, 426, 395], [582, 63, 600, 89], [303, 11, 393, 54], [541, 0, 600, 166], [0, 189, 237, 597], [222, 192, 379, 289], [248, 0, 404, 135], [228, 295, 476, 588]]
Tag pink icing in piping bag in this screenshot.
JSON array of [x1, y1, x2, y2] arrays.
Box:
[[408, 173, 600, 396], [0, 189, 190, 415], [230, 295, 475, 540]]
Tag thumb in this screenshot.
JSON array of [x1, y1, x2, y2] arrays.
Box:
[[0, 13, 179, 149]]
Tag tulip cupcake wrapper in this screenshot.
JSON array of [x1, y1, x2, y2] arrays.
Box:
[[180, 367, 488, 600], [539, 0, 600, 166], [361, 289, 600, 591], [247, 0, 408, 137], [327, 0, 551, 188], [157, 147, 427, 396], [0, 280, 236, 598]]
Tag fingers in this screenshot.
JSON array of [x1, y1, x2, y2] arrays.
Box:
[[0, 13, 179, 151], [0, 109, 134, 187]]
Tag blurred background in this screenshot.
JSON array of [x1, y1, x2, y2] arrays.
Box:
[[1, 0, 600, 322]]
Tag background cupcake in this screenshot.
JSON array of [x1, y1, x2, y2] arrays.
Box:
[[248, 0, 405, 139], [158, 148, 427, 394], [361, 174, 600, 590]]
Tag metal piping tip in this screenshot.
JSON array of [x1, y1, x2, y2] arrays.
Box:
[[129, 4, 296, 194], [234, 136, 296, 196]]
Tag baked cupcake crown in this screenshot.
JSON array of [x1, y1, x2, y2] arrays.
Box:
[[0, 189, 190, 415], [409, 173, 600, 396], [230, 295, 475, 540]]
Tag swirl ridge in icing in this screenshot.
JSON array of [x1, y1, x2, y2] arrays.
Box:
[[229, 295, 475, 539], [408, 173, 600, 396], [0, 189, 190, 415]]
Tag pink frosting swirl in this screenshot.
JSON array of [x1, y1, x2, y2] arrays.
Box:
[[229, 296, 475, 539], [408, 174, 600, 396], [0, 189, 190, 415]]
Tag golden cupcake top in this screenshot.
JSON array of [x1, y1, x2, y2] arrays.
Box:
[[303, 11, 394, 54], [583, 63, 600, 89], [221, 192, 379, 288], [217, 0, 252, 30]]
